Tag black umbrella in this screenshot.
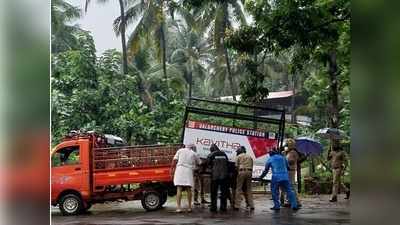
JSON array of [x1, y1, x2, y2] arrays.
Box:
[[316, 128, 346, 140]]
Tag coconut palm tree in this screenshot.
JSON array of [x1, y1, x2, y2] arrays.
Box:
[[51, 0, 82, 53], [129, 43, 187, 108], [206, 0, 247, 101], [205, 49, 247, 98], [85, 0, 129, 75], [113, 0, 170, 79], [168, 11, 211, 99]]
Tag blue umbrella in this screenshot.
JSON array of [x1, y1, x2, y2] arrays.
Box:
[[295, 137, 323, 155]]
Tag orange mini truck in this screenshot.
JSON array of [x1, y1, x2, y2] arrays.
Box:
[[51, 132, 181, 215]]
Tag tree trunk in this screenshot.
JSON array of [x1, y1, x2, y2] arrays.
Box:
[[118, 0, 128, 75], [188, 70, 193, 99], [126, 128, 133, 145], [136, 74, 153, 109], [283, 73, 290, 90], [328, 51, 339, 127], [310, 156, 315, 176], [291, 74, 297, 123], [160, 23, 167, 80], [224, 46, 237, 101], [328, 50, 340, 146], [311, 157, 315, 173], [222, 2, 237, 101]]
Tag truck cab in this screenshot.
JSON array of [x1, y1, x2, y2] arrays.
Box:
[[51, 137, 91, 214]]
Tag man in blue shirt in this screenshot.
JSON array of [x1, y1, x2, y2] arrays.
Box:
[[259, 148, 299, 211]]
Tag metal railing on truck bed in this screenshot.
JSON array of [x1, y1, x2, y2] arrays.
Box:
[[93, 144, 183, 172]]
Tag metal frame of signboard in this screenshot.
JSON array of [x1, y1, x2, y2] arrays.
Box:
[[180, 97, 286, 149]]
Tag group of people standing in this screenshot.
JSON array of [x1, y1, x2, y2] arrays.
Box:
[[170, 143, 254, 213], [170, 138, 350, 213]]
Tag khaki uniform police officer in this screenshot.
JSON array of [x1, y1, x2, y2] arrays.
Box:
[[280, 139, 301, 206], [234, 146, 254, 210], [328, 146, 350, 202]]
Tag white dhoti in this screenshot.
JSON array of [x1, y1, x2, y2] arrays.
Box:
[[173, 147, 199, 187], [173, 165, 194, 187]]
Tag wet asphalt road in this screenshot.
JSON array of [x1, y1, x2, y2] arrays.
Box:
[[51, 194, 350, 225]]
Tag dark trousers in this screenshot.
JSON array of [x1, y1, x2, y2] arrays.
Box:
[[227, 175, 237, 207], [194, 173, 205, 202], [210, 178, 228, 211]]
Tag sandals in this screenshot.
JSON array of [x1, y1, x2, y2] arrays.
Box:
[[175, 208, 192, 213]]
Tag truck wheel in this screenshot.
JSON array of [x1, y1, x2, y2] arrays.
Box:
[[59, 194, 83, 216], [141, 191, 161, 211]]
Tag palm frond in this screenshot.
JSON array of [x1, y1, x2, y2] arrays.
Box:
[[52, 0, 81, 21], [51, 0, 83, 53], [174, 6, 197, 30], [147, 64, 164, 75], [113, 2, 145, 36], [231, 0, 247, 25], [125, 4, 154, 60], [126, 22, 144, 60], [170, 49, 187, 63], [85, 0, 111, 12]]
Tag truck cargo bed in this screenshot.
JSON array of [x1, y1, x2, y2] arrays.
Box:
[[92, 144, 182, 188]]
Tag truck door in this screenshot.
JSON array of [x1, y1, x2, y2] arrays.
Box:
[[51, 144, 84, 200]]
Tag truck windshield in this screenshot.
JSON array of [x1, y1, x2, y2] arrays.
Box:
[[51, 146, 80, 167]]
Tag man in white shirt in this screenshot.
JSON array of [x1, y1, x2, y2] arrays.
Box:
[[170, 144, 199, 212]]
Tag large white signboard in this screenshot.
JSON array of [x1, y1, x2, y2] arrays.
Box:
[[183, 120, 277, 178]]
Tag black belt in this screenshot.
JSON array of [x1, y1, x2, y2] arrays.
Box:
[[239, 168, 252, 171]]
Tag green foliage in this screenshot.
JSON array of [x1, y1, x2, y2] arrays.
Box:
[[51, 0, 351, 156], [242, 0, 350, 51], [168, 11, 210, 98], [303, 68, 330, 126], [51, 31, 98, 144], [51, 31, 185, 145], [51, 0, 83, 53], [238, 56, 269, 103], [226, 0, 351, 136], [226, 25, 262, 54], [285, 124, 313, 138], [183, 0, 248, 99], [113, 0, 171, 78]]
